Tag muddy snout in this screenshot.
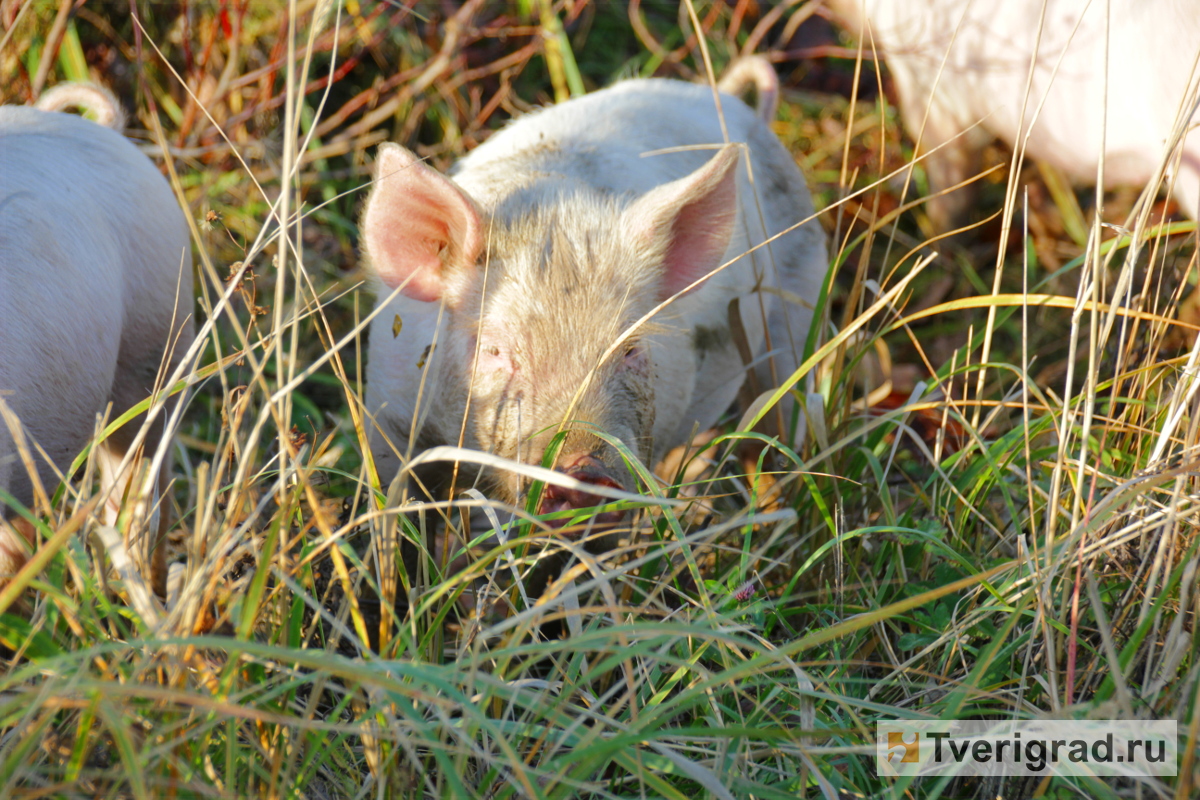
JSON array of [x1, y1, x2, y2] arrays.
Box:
[[537, 454, 627, 531]]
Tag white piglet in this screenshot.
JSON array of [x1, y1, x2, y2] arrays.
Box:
[[362, 58, 826, 529], [830, 0, 1200, 227], [0, 85, 194, 596]]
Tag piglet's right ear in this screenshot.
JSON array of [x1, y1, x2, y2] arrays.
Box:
[[363, 143, 483, 304]]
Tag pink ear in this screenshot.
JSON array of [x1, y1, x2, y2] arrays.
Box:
[[363, 144, 483, 303], [625, 145, 740, 299]]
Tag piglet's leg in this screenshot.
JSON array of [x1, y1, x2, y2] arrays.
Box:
[[891, 65, 988, 231], [0, 400, 50, 587], [1174, 144, 1200, 222], [96, 435, 170, 599], [0, 517, 34, 586]]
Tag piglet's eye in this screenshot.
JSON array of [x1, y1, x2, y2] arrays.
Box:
[[623, 343, 647, 368], [487, 346, 501, 357]]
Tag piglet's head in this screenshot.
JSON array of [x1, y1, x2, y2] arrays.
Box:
[[363, 142, 741, 531]]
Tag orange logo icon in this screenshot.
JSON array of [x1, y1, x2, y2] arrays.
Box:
[[887, 731, 920, 764]]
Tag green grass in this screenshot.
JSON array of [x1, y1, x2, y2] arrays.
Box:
[[1, 1, 1197, 797]]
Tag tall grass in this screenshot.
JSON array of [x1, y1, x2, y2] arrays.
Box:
[[1, 1, 1196, 797]]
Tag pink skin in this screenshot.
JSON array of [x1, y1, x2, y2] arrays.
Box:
[[536, 454, 626, 533]]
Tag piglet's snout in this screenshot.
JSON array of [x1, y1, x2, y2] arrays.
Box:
[[538, 455, 626, 530]]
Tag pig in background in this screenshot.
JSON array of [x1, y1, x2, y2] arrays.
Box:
[[827, 0, 1200, 229], [0, 84, 194, 598], [361, 57, 826, 540]]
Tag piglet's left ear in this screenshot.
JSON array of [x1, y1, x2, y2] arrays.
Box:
[[623, 144, 740, 300]]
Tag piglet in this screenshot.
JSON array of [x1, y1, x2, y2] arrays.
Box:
[[0, 84, 194, 597], [829, 0, 1200, 228], [362, 57, 826, 532]]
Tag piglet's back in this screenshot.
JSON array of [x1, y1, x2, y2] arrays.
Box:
[[452, 80, 783, 199], [0, 107, 189, 348]]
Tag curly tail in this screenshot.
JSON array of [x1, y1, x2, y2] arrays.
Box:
[[34, 83, 126, 132], [716, 56, 780, 124]]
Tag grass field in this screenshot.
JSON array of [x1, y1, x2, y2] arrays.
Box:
[[1, 1, 1197, 797]]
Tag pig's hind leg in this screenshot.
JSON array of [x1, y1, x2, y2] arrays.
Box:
[[94, 436, 170, 598], [1174, 141, 1200, 222], [747, 204, 827, 452], [98, 319, 194, 600], [888, 64, 990, 232], [751, 292, 814, 450]]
